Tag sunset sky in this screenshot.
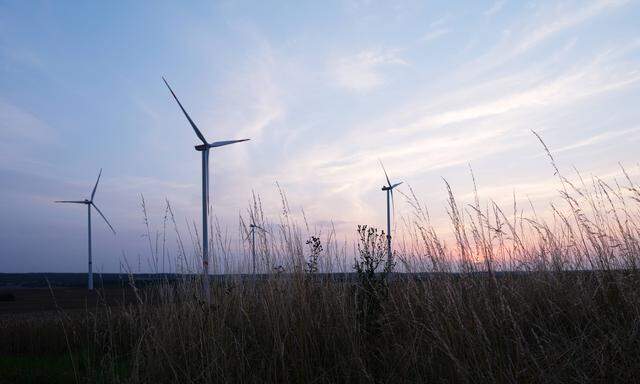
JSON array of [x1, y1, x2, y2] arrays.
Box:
[[1, 0, 639, 273]]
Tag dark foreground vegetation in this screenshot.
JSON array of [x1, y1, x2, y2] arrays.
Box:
[[1, 269, 639, 383]]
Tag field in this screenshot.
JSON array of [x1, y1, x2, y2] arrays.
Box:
[[1, 271, 639, 383], [3, 152, 640, 383]]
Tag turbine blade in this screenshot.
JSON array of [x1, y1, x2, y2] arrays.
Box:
[[55, 200, 86, 204], [390, 181, 403, 189], [90, 168, 102, 201], [91, 202, 116, 234], [162, 77, 208, 145], [379, 159, 392, 187], [209, 139, 250, 148]]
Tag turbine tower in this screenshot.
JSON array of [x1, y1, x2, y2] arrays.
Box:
[[246, 223, 267, 276], [379, 160, 402, 267], [55, 169, 116, 291], [163, 77, 249, 303]]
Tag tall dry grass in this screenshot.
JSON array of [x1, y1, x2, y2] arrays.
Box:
[[2, 136, 640, 383]]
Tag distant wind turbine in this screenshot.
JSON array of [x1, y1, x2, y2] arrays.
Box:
[[55, 169, 116, 291], [163, 77, 250, 303], [246, 223, 267, 276], [379, 160, 402, 267]]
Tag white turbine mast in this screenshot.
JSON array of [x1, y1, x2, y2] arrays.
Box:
[[163, 77, 249, 303], [379, 160, 402, 268], [55, 169, 116, 291]]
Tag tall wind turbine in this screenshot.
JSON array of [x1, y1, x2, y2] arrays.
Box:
[[55, 169, 116, 291], [246, 223, 267, 276], [163, 77, 250, 303], [379, 160, 402, 267]]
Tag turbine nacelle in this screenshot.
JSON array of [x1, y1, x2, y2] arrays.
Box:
[[382, 182, 403, 191], [249, 223, 267, 231], [195, 139, 251, 151], [245, 223, 267, 241]]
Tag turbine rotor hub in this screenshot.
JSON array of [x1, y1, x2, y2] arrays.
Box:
[[195, 144, 209, 151]]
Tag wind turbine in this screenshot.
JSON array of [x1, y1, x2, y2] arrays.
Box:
[[55, 169, 116, 291], [163, 77, 249, 303], [246, 223, 267, 276], [379, 160, 402, 268]]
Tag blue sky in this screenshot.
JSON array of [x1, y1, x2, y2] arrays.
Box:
[[1, 0, 639, 273]]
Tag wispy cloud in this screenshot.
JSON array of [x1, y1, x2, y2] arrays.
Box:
[[512, 0, 630, 56], [222, 65, 283, 140], [553, 127, 640, 155], [429, 15, 449, 29], [468, 0, 631, 73], [393, 45, 640, 135], [484, 0, 507, 16], [0, 100, 54, 143], [331, 49, 407, 92], [205, 42, 285, 141], [421, 28, 449, 44], [277, 28, 640, 229], [0, 100, 59, 175]]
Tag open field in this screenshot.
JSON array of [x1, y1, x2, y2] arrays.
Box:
[[1, 270, 639, 383], [0, 286, 139, 316]]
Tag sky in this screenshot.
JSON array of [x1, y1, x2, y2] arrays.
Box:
[[1, 0, 639, 273]]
